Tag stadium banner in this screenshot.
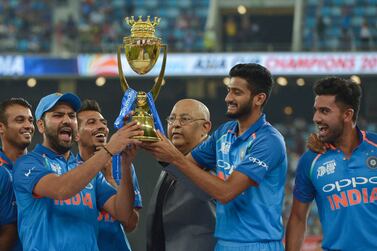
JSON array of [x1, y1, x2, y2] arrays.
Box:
[[0, 56, 78, 77], [78, 52, 377, 77], [24, 57, 78, 76], [0, 55, 24, 76], [1, 53, 377, 77]]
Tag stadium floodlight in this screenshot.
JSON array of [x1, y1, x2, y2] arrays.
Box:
[[237, 5, 247, 15], [27, 78, 37, 88], [276, 77, 288, 86], [350, 75, 361, 85], [296, 78, 305, 86], [223, 77, 231, 85], [95, 77, 106, 87], [283, 106, 293, 116]]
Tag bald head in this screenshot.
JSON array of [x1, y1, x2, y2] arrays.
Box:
[[168, 99, 211, 154], [173, 99, 210, 121]]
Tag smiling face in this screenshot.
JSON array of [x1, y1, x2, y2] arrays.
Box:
[[38, 102, 78, 154], [0, 104, 34, 150], [76, 110, 109, 151], [313, 95, 347, 143], [167, 99, 211, 154], [224, 77, 254, 120]]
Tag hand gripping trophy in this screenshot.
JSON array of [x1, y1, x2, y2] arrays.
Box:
[[113, 16, 167, 181]]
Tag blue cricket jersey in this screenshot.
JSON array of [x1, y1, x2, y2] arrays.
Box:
[[191, 114, 287, 244], [294, 129, 377, 251], [13, 144, 117, 251], [0, 149, 22, 251], [77, 155, 143, 251]]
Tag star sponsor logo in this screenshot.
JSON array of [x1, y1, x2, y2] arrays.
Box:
[[367, 156, 377, 169], [317, 160, 336, 178]]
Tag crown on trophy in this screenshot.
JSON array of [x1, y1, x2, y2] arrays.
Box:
[[125, 16, 161, 38]]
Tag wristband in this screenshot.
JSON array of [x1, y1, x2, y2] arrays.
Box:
[[103, 145, 114, 157]]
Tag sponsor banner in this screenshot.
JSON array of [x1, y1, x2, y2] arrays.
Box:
[[1, 53, 377, 77], [0, 56, 78, 76], [0, 56, 24, 76], [24, 57, 78, 76], [78, 52, 377, 77]]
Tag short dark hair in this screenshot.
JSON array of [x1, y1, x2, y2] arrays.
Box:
[[78, 99, 102, 114], [229, 63, 274, 106], [0, 98, 32, 125], [313, 77, 362, 121], [77, 99, 102, 126]]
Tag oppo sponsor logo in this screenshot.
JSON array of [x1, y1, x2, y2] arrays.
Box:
[[322, 176, 377, 193], [217, 160, 234, 170], [248, 156, 268, 170]]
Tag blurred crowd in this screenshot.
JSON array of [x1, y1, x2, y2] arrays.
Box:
[[0, 0, 52, 53], [1, 0, 376, 54], [304, 0, 377, 51]]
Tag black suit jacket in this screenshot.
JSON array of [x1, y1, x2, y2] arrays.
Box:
[[146, 165, 216, 251]]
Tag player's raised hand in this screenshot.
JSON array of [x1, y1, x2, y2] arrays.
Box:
[[121, 143, 138, 168], [106, 121, 143, 155]]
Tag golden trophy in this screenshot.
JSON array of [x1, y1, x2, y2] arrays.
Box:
[[114, 16, 167, 142]]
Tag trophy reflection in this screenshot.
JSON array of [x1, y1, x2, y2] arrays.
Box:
[[116, 16, 167, 141]]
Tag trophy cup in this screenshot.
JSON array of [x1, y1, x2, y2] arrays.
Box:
[[113, 16, 167, 182], [114, 15, 167, 141]]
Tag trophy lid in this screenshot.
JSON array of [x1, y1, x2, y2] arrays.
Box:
[[126, 16, 160, 38]]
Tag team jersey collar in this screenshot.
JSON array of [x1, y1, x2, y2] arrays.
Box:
[[0, 147, 12, 169], [34, 144, 76, 163], [76, 154, 84, 163], [232, 114, 266, 140]]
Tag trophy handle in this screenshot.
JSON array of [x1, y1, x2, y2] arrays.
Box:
[[150, 44, 167, 101], [117, 45, 130, 92]]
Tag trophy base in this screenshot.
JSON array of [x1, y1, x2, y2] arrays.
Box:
[[132, 114, 161, 142], [133, 135, 160, 142]]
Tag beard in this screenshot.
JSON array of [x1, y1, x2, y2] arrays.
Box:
[[318, 121, 344, 144], [44, 125, 75, 154], [226, 99, 253, 120], [7, 136, 31, 150]]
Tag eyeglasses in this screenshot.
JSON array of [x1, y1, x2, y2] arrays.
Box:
[[166, 115, 206, 126]]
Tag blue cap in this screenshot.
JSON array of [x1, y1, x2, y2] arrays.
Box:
[[35, 93, 81, 120]]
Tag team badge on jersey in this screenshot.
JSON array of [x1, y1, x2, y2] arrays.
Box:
[[367, 156, 377, 169]]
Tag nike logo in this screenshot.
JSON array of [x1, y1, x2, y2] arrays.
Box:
[[24, 167, 35, 177]]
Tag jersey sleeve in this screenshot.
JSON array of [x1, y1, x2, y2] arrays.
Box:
[[293, 151, 318, 203], [130, 164, 142, 208], [13, 154, 54, 194], [234, 133, 286, 185], [191, 134, 217, 170], [95, 172, 117, 209], [0, 169, 17, 225]]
